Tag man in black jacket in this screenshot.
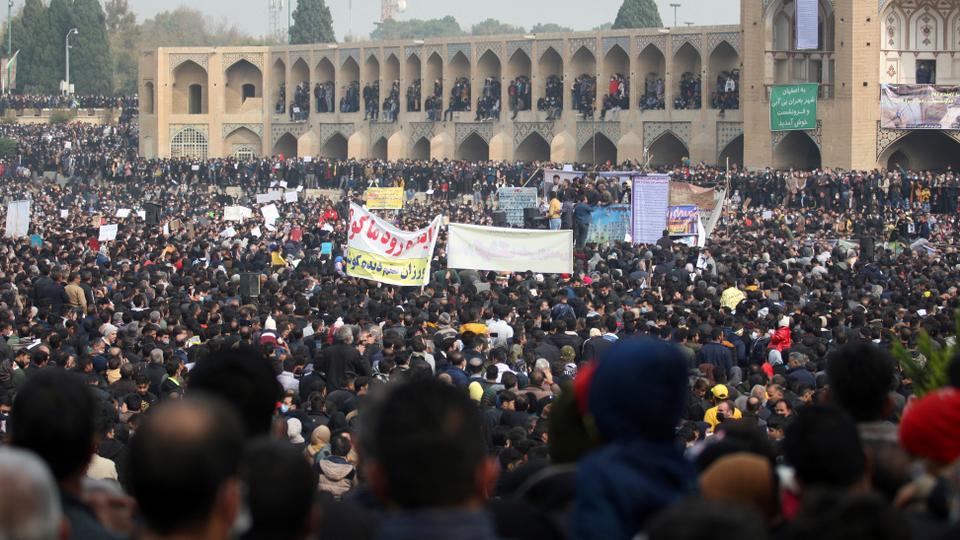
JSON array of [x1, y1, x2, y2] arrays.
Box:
[[318, 326, 370, 393], [32, 269, 68, 312]]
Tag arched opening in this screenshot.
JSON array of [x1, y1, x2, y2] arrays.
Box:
[[672, 42, 702, 110], [341, 57, 360, 113], [457, 132, 489, 161], [637, 44, 666, 110], [224, 127, 261, 157], [405, 53, 422, 112], [515, 132, 551, 162], [773, 131, 821, 169], [271, 58, 286, 114], [767, 0, 835, 52], [708, 41, 739, 111], [142, 81, 154, 114], [648, 132, 689, 167], [225, 59, 263, 114], [477, 50, 502, 120], [718, 134, 743, 167], [426, 52, 443, 99], [363, 54, 381, 118], [371, 137, 388, 160], [172, 60, 208, 115], [384, 54, 400, 120], [601, 45, 630, 112], [506, 49, 531, 113], [315, 57, 336, 113], [448, 51, 471, 114], [273, 133, 298, 158], [570, 47, 596, 114], [364, 54, 380, 85], [577, 133, 616, 164], [170, 127, 208, 159], [322, 133, 348, 159], [410, 136, 430, 160], [385, 53, 400, 87], [880, 131, 960, 170], [538, 46, 563, 113], [290, 58, 310, 120]]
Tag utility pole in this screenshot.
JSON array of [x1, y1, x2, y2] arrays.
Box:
[[65, 27, 78, 95], [669, 3, 681, 27], [288, 0, 291, 44]]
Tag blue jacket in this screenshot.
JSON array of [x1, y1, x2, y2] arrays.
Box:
[[696, 342, 733, 379]]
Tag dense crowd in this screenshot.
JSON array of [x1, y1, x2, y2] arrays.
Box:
[[405, 78, 422, 112], [0, 94, 137, 113], [314, 81, 336, 113], [572, 74, 596, 119], [640, 75, 666, 110], [508, 76, 531, 117], [446, 77, 471, 120], [674, 73, 702, 110], [0, 114, 959, 540], [476, 77, 502, 121], [538, 75, 564, 120], [711, 69, 740, 112], [340, 82, 361, 113]]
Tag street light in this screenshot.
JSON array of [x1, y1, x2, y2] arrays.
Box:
[[669, 3, 681, 27], [65, 27, 78, 95], [5, 0, 12, 94]]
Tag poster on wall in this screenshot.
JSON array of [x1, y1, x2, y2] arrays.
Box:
[[667, 205, 700, 236], [795, 0, 819, 50], [631, 175, 671, 245], [586, 205, 631, 245], [770, 84, 818, 131], [880, 84, 960, 129]]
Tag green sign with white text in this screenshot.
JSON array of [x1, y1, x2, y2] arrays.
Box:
[[770, 84, 818, 131]]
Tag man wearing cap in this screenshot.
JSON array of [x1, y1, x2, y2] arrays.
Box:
[[703, 384, 742, 431]]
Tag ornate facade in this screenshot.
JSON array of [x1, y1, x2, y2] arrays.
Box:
[[140, 0, 960, 170]]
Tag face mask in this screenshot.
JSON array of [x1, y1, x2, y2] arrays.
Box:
[[750, 332, 759, 340]]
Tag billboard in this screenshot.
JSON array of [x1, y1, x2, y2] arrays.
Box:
[[880, 84, 960, 130]]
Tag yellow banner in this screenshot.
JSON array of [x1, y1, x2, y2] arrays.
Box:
[[365, 187, 404, 210], [345, 247, 430, 286]]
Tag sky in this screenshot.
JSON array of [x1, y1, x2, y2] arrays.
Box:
[[123, 0, 741, 41]]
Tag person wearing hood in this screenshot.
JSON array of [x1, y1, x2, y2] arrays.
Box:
[[317, 434, 357, 500], [573, 339, 697, 540]]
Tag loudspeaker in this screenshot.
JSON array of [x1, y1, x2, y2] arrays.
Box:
[[239, 273, 261, 298], [860, 236, 875, 261], [144, 203, 161, 226], [523, 207, 540, 229], [492, 211, 508, 227]]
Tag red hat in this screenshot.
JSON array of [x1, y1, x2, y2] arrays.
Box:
[[899, 388, 960, 464], [560, 273, 571, 280]]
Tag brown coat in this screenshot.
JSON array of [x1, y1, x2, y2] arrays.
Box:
[[65, 283, 87, 312]]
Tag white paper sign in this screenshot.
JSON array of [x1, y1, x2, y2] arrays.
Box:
[[303, 156, 313, 163], [261, 204, 280, 226], [284, 191, 298, 203], [796, 0, 819, 50], [60, 209, 69, 219], [191, 164, 200, 171], [116, 209, 132, 218], [136, 210, 146, 220], [98, 224, 119, 242], [224, 206, 253, 221], [255, 191, 283, 204], [5, 200, 30, 238], [251, 226, 262, 237], [279, 181, 288, 188], [220, 227, 237, 238]]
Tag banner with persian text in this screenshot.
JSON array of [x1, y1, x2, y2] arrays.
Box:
[[346, 203, 441, 286], [447, 224, 573, 274], [770, 84, 818, 131], [667, 205, 700, 236], [631, 175, 671, 245], [880, 84, 960, 129], [365, 187, 404, 210], [497, 187, 539, 227]]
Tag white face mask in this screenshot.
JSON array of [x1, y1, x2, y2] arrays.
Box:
[[750, 332, 759, 341]]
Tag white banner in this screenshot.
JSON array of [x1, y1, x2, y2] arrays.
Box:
[[497, 187, 539, 227], [447, 224, 573, 274], [255, 191, 283, 204], [224, 206, 253, 221], [796, 0, 818, 50], [346, 202, 442, 286], [631, 175, 671, 245], [4, 200, 30, 238], [261, 204, 280, 226]]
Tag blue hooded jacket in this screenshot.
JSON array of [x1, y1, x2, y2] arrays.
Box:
[[573, 339, 697, 540]]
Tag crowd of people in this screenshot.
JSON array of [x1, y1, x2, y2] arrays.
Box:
[[405, 78, 422, 113], [674, 73, 702, 110], [711, 70, 740, 113], [381, 81, 401, 123], [572, 74, 596, 119], [362, 82, 380, 120], [314, 81, 337, 113], [0, 94, 137, 114], [508, 76, 531, 118], [445, 77, 472, 120], [0, 104, 959, 540], [639, 75, 666, 110], [340, 82, 361, 113], [290, 83, 311, 122], [475, 77, 502, 121], [538, 75, 564, 120]]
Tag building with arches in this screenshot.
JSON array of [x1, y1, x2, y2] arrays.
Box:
[[140, 0, 960, 170]]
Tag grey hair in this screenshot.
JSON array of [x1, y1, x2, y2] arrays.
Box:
[[0, 447, 62, 540], [335, 326, 354, 344]]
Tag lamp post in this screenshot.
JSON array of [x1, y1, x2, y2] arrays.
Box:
[[5, 0, 12, 94], [65, 27, 78, 95], [669, 3, 681, 27]]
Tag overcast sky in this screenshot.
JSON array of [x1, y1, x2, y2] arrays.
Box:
[[125, 0, 740, 41]]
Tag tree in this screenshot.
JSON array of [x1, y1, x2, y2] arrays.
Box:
[[370, 16, 464, 40], [289, 0, 335, 44], [136, 8, 264, 48], [592, 22, 614, 31], [105, 0, 138, 94], [529, 23, 574, 34], [470, 18, 525, 36], [70, 0, 114, 94], [9, 0, 61, 92], [612, 0, 663, 29]]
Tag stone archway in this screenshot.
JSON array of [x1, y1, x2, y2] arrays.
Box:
[[878, 131, 960, 170], [173, 60, 208, 114], [322, 133, 348, 159], [718, 134, 744, 167], [515, 132, 551, 162], [773, 131, 821, 169], [647, 132, 689, 167], [273, 133, 297, 158], [577, 133, 616, 164], [457, 132, 489, 161]]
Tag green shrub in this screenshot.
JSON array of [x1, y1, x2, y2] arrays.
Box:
[[892, 309, 958, 397], [49, 110, 76, 124], [0, 137, 18, 158]]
